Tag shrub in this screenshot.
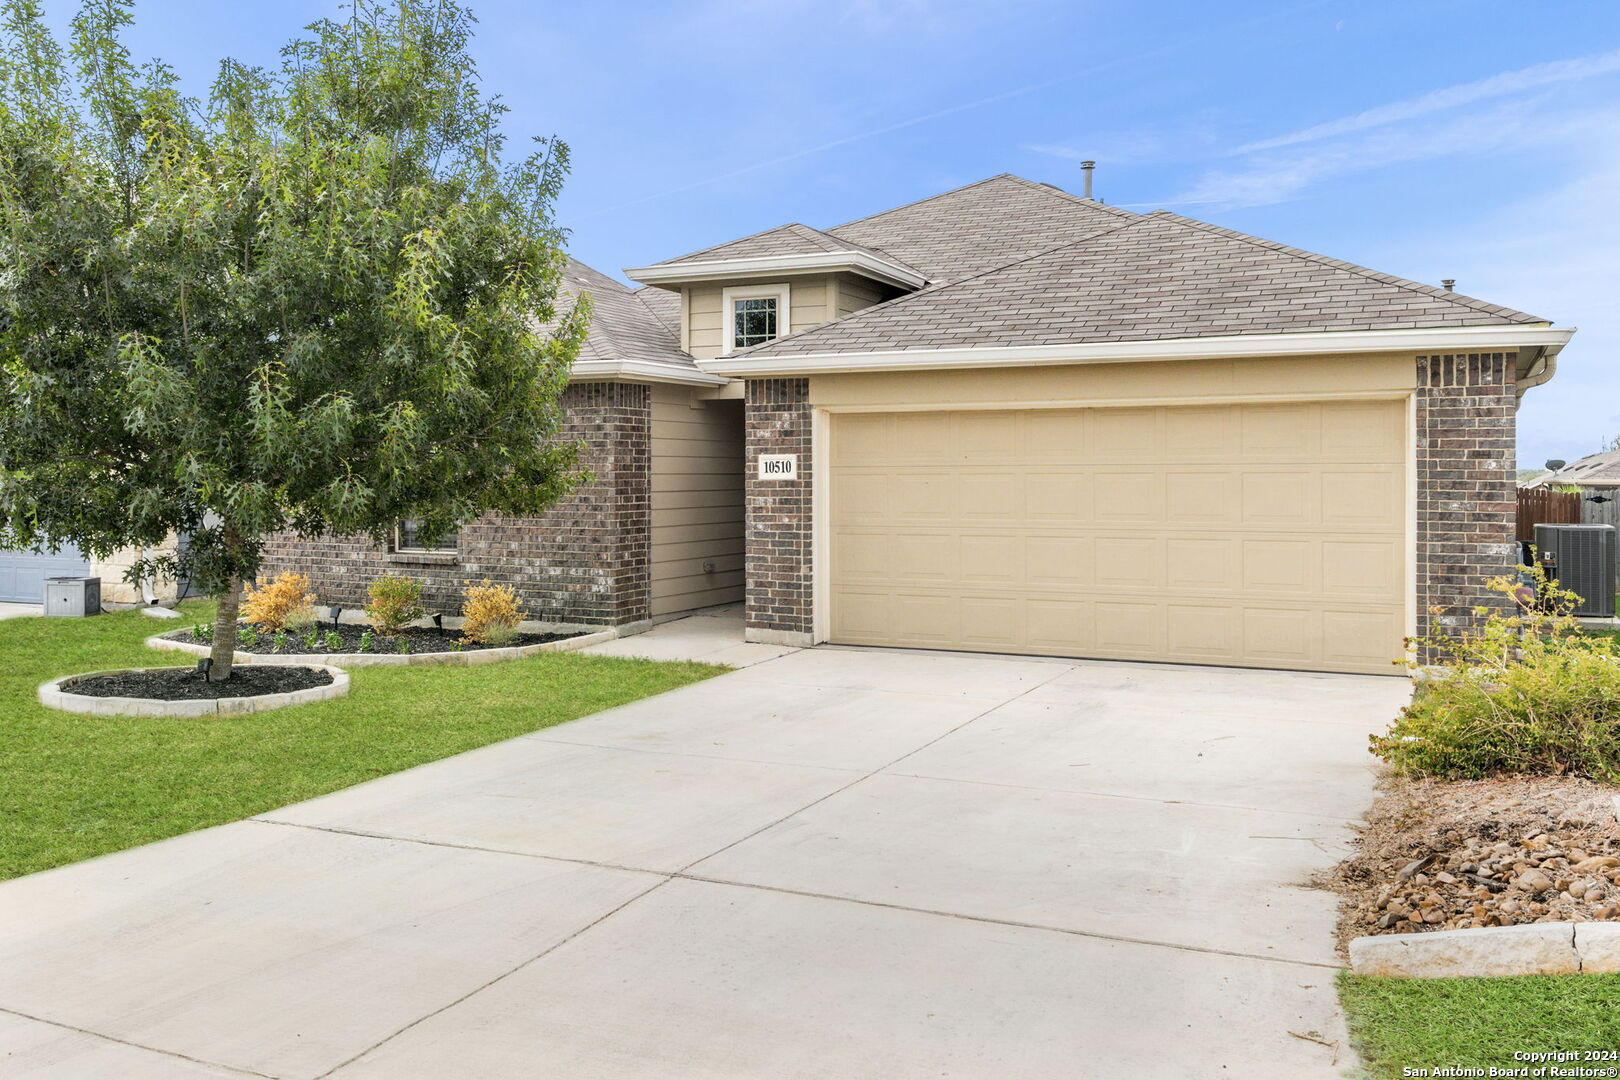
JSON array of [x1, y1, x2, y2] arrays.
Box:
[[1371, 563, 1620, 781], [460, 579, 524, 645], [365, 574, 425, 636], [241, 572, 319, 633]]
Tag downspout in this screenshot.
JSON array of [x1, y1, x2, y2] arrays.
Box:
[[1516, 343, 1561, 405]]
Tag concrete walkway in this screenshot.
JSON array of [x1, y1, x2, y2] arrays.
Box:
[[0, 602, 42, 620], [0, 612, 1410, 1079]]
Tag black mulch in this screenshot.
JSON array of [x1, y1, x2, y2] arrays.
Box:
[[171, 622, 580, 655], [65, 666, 334, 700]]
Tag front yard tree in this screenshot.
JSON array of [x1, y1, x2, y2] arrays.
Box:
[[0, 0, 589, 679]]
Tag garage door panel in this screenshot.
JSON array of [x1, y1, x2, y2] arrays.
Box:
[[1026, 473, 1091, 521], [1026, 536, 1092, 586], [1241, 471, 1317, 525], [1166, 471, 1238, 524], [1090, 409, 1162, 460], [828, 400, 1407, 675], [1166, 604, 1240, 660], [957, 535, 1023, 586], [1092, 472, 1164, 524], [1321, 470, 1404, 528]]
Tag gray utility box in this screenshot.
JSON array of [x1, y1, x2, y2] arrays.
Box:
[[44, 576, 100, 617], [1534, 524, 1617, 617]]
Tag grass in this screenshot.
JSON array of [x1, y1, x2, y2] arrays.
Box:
[[1339, 971, 1620, 1076], [0, 601, 724, 880]]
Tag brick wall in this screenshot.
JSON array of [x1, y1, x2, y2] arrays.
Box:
[[258, 382, 652, 626], [1415, 352, 1518, 649], [744, 378, 814, 645]]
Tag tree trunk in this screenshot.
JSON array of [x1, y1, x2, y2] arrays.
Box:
[[209, 573, 242, 682]]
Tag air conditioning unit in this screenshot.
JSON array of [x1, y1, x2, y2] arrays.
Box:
[[1534, 523, 1617, 617]]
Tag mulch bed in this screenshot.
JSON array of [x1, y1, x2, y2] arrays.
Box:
[[172, 622, 579, 655], [65, 666, 334, 701], [1329, 772, 1620, 959]]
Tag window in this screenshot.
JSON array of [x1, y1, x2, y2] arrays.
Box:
[[395, 519, 457, 553], [721, 284, 790, 354], [734, 297, 777, 349]]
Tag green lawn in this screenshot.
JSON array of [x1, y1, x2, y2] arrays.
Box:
[[0, 602, 724, 880], [1339, 971, 1620, 1076]]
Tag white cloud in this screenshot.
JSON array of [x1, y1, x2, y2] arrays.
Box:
[[1157, 95, 1581, 210], [1236, 48, 1620, 153]]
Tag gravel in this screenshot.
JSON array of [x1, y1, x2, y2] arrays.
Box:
[[1330, 773, 1620, 959]]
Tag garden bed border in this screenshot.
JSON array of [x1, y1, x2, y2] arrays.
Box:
[[145, 625, 618, 667], [1349, 921, 1620, 978], [38, 664, 349, 718]]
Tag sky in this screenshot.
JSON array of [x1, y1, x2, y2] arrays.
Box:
[[36, 0, 1620, 468]]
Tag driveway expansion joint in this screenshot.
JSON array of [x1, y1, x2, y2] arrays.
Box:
[[0, 1004, 274, 1079]]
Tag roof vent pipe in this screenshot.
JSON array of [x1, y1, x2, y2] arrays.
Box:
[[1081, 161, 1095, 200], [1441, 278, 1456, 291]]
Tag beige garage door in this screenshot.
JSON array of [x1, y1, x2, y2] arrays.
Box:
[[828, 400, 1408, 674]]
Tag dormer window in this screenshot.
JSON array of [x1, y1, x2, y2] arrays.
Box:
[[722, 284, 790, 354]]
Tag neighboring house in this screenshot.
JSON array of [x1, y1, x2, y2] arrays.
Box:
[[0, 538, 182, 606], [1519, 450, 1620, 532], [261, 173, 1572, 675], [1519, 450, 1620, 490]]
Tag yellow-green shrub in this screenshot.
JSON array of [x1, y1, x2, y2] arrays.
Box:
[[1371, 564, 1620, 780], [240, 571, 318, 632], [460, 579, 524, 645], [365, 574, 425, 636]]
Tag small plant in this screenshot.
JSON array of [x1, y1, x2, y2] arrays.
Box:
[[358, 630, 374, 653], [303, 630, 321, 651], [325, 630, 342, 651], [241, 571, 319, 633], [450, 640, 464, 652], [192, 622, 213, 645], [395, 637, 410, 654], [272, 629, 288, 653], [1371, 561, 1620, 781], [460, 579, 525, 645], [365, 574, 425, 637], [238, 624, 259, 648]]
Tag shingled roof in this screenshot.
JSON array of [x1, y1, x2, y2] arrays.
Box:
[[558, 258, 693, 368], [650, 222, 924, 279], [827, 174, 1136, 284], [740, 206, 1546, 358]]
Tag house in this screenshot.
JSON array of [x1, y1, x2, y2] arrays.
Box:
[[259, 173, 1572, 675], [1520, 450, 1620, 490]]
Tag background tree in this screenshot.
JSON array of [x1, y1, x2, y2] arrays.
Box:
[[0, 0, 589, 679]]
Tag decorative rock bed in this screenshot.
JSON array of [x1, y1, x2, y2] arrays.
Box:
[[147, 624, 617, 668], [39, 664, 349, 717]]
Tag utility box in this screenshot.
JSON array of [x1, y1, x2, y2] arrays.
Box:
[[1534, 524, 1617, 617], [44, 576, 100, 617]]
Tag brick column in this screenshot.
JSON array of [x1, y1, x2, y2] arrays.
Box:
[[744, 377, 814, 646], [1415, 352, 1517, 651]]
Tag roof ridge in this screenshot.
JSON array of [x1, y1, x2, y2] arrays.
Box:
[[735, 215, 1148, 357], [631, 287, 683, 340], [999, 174, 1139, 220], [826, 173, 1026, 233], [1145, 210, 1542, 324]]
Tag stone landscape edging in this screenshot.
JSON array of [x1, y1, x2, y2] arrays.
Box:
[[38, 664, 350, 718], [1349, 921, 1620, 978], [145, 627, 618, 668]]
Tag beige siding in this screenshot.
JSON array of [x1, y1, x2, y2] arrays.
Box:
[[650, 384, 745, 616], [832, 272, 896, 318], [686, 275, 834, 361]]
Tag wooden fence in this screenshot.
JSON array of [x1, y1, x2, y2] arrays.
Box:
[[1517, 487, 1581, 542]]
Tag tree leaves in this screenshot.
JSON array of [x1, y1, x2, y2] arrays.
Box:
[[0, 0, 586, 601]]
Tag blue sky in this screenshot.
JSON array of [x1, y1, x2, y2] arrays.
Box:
[[41, 0, 1620, 467]]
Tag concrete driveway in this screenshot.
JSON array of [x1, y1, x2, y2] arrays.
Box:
[[0, 612, 1410, 1079]]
